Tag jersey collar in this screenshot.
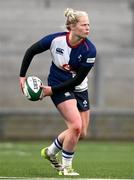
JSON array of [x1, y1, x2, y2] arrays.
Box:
[[66, 32, 85, 48]]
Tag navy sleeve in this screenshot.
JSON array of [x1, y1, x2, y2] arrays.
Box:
[[20, 41, 45, 77], [81, 41, 97, 67], [39, 32, 67, 49]]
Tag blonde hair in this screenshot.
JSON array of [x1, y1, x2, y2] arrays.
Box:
[[64, 8, 88, 31]]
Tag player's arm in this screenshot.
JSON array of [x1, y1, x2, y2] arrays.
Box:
[[40, 64, 94, 97], [20, 32, 66, 77], [19, 42, 45, 92], [19, 33, 54, 91], [20, 42, 45, 77], [52, 64, 94, 94]]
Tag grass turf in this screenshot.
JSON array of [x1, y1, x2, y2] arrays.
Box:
[[0, 141, 134, 179]]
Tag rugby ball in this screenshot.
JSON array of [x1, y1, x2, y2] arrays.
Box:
[[23, 76, 43, 101]]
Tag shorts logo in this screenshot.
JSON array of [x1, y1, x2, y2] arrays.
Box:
[[83, 100, 87, 107], [64, 92, 71, 97]]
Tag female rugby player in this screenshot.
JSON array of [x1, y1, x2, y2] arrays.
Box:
[[19, 8, 97, 176]]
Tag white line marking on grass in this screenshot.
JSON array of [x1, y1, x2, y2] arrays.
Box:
[[0, 178, 133, 180]]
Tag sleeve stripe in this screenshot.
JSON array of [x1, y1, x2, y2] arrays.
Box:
[[86, 57, 95, 63]]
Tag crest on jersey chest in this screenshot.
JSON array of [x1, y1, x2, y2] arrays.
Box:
[[77, 54, 82, 61]]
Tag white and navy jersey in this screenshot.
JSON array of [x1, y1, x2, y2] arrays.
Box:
[[39, 32, 96, 92]]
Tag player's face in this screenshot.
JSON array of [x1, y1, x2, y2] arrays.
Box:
[[72, 15, 90, 39]]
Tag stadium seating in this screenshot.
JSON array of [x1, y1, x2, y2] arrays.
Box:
[[0, 0, 134, 140]]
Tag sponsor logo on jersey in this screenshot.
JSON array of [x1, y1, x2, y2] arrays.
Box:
[[62, 64, 72, 71], [56, 48, 64, 55], [62, 64, 76, 74]]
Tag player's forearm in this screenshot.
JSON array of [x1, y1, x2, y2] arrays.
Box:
[[52, 64, 94, 94]]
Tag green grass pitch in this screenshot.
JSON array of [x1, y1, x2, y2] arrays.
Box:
[[0, 141, 134, 179]]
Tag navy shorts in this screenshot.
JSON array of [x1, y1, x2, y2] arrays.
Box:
[[51, 90, 90, 111]]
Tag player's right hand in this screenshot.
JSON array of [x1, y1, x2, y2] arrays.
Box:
[[19, 77, 26, 94]]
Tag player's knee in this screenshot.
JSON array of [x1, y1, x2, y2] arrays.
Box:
[[73, 124, 82, 137], [69, 126, 81, 144], [75, 127, 81, 136], [65, 121, 82, 145]]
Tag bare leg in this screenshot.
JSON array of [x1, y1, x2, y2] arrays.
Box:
[[57, 99, 82, 152], [80, 110, 90, 138]]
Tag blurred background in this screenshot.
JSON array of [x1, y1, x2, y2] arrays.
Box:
[[0, 0, 134, 141]]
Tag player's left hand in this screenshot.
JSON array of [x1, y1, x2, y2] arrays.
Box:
[[40, 84, 53, 97]]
